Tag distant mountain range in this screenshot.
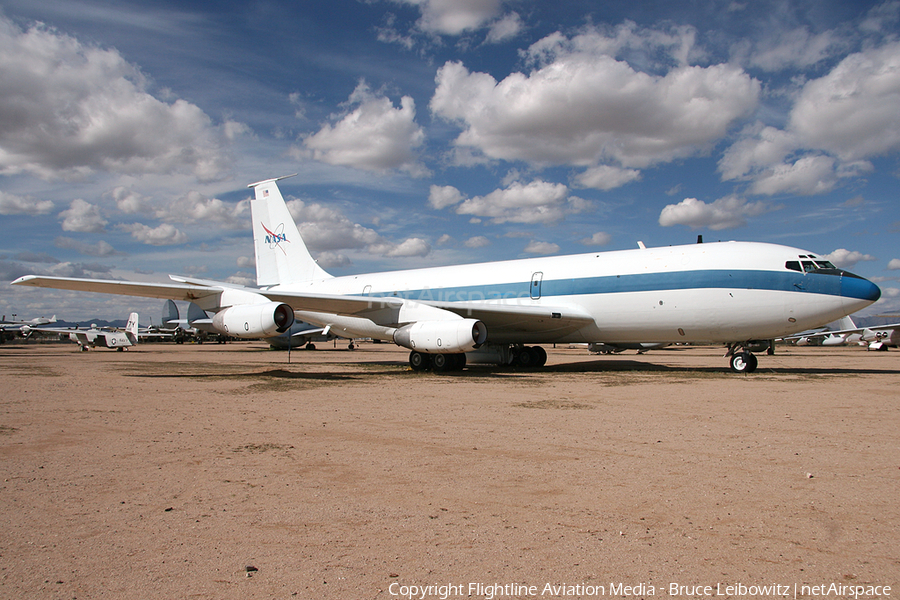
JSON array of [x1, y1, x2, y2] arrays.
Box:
[[48, 319, 129, 329]]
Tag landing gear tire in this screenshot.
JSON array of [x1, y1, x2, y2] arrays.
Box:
[[305, 342, 316, 350], [450, 353, 466, 371], [410, 352, 466, 372], [432, 353, 449, 371], [515, 346, 547, 368], [730, 351, 758, 373], [515, 346, 535, 367], [409, 351, 430, 371], [432, 353, 467, 372]]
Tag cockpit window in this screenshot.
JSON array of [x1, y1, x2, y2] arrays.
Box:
[[788, 257, 838, 273]]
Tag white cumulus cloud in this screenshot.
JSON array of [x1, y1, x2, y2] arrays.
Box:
[[575, 165, 642, 191], [790, 42, 900, 162], [579, 232, 612, 246], [0, 17, 237, 181], [658, 196, 772, 230], [59, 199, 107, 233], [156, 191, 248, 229], [454, 179, 587, 225], [822, 248, 876, 269], [721, 41, 900, 195], [430, 26, 759, 172], [523, 240, 559, 255], [303, 82, 426, 176], [121, 222, 188, 246], [286, 195, 429, 261], [397, 0, 503, 36], [464, 235, 491, 248], [428, 184, 465, 209], [0, 191, 53, 215]]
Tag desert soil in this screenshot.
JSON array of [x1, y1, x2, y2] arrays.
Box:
[[0, 341, 898, 599]]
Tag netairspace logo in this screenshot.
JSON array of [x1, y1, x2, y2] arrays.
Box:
[[387, 581, 893, 600]]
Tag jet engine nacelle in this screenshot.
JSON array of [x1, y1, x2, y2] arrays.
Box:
[[393, 319, 487, 353], [212, 302, 295, 338]]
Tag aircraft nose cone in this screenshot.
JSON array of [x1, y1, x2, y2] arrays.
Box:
[[841, 272, 881, 303], [868, 280, 882, 302]]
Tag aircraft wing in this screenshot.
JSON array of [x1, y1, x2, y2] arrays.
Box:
[[69, 331, 93, 344], [259, 288, 594, 337], [291, 327, 326, 338], [12, 275, 223, 303], [259, 290, 404, 314], [14, 275, 595, 339], [28, 326, 93, 342], [423, 300, 595, 336]]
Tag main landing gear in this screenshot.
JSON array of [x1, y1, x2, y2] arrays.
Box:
[[409, 351, 467, 372], [408, 345, 549, 372]]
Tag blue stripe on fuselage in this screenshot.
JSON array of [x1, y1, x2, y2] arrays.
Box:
[[364, 269, 880, 303]]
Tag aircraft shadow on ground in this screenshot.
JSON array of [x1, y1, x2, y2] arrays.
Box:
[[369, 359, 900, 377], [114, 358, 900, 379], [125, 368, 362, 382]]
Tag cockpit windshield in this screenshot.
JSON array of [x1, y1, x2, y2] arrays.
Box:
[[785, 255, 837, 273]]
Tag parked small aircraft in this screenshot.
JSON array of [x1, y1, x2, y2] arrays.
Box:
[[36, 313, 141, 351], [1, 314, 57, 336], [0, 314, 57, 328]]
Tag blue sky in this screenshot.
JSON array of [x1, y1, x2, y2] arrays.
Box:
[[1, 0, 899, 322]]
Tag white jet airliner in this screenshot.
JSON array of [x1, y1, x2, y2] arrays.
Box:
[[12, 175, 882, 372]]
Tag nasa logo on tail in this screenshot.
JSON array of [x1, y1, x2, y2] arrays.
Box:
[[261, 222, 289, 254]]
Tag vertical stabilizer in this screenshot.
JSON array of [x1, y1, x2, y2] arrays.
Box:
[[163, 300, 180, 326], [126, 312, 139, 345], [187, 302, 213, 330], [249, 175, 332, 286]]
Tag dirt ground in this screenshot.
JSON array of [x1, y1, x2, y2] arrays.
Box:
[[1, 341, 898, 599]]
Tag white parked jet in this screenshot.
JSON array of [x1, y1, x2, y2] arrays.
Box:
[[12, 175, 882, 372], [1, 314, 57, 336], [787, 316, 900, 350]]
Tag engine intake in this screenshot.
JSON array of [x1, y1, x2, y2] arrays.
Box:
[[212, 302, 295, 338], [393, 319, 487, 353]]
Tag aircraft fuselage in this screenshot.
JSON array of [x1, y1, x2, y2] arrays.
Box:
[[265, 241, 879, 346]]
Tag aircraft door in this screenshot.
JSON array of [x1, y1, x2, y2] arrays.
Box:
[[530, 272, 543, 299]]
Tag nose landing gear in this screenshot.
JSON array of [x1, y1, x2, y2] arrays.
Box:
[[725, 342, 764, 373], [729, 351, 758, 373]]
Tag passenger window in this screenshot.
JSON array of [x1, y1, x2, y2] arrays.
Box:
[[785, 261, 801, 272], [801, 261, 816, 272]]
